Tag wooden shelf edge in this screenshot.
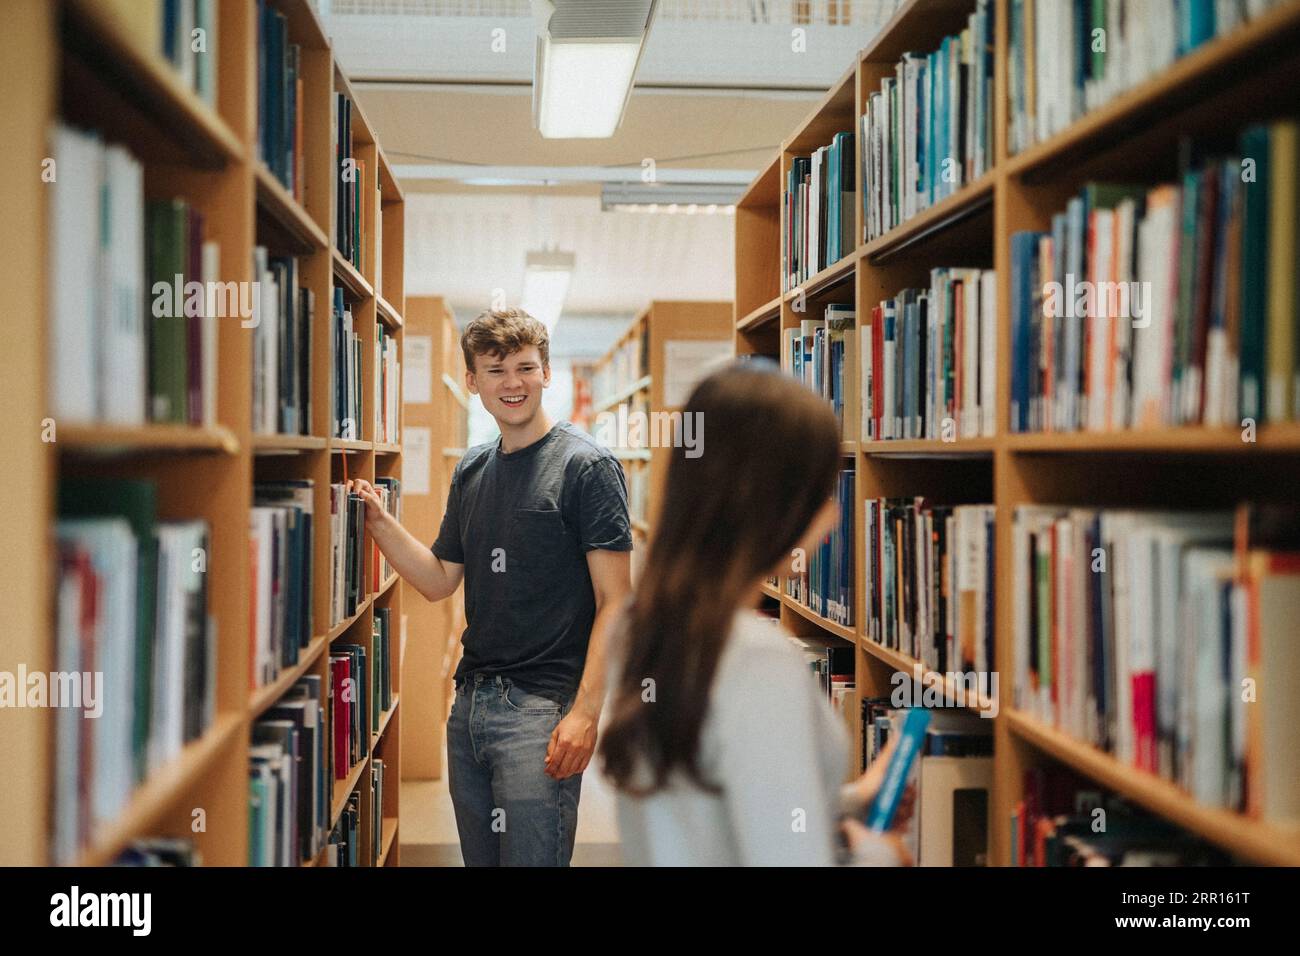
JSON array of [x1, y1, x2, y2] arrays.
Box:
[[860, 436, 996, 457], [857, 638, 996, 714], [254, 163, 329, 252], [736, 295, 782, 332], [783, 249, 859, 302], [781, 593, 856, 641], [330, 438, 372, 453], [371, 694, 400, 747], [252, 432, 328, 453], [376, 295, 403, 329], [75, 711, 245, 866], [249, 635, 329, 718], [1004, 709, 1300, 866], [374, 442, 401, 455], [780, 57, 858, 152], [327, 599, 372, 642], [859, 171, 995, 264], [378, 818, 399, 866], [57, 422, 239, 455], [594, 375, 653, 414], [330, 755, 371, 827], [333, 248, 374, 299], [1006, 424, 1300, 454], [735, 150, 781, 209], [442, 373, 470, 409], [759, 581, 782, 601]]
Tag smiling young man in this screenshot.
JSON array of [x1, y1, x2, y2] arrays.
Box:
[[350, 308, 633, 866]]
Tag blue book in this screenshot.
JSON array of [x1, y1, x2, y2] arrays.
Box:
[[865, 708, 932, 830]]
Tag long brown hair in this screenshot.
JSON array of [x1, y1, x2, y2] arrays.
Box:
[[599, 360, 842, 795]]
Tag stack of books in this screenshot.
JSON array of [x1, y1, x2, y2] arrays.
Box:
[[249, 676, 329, 867], [252, 249, 314, 436], [332, 288, 363, 440], [374, 323, 401, 444], [329, 483, 366, 624], [786, 469, 855, 626], [255, 0, 304, 198], [783, 303, 856, 439], [783, 131, 856, 290], [250, 480, 315, 689]]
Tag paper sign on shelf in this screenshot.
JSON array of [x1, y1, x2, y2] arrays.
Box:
[[403, 426, 431, 495], [404, 335, 433, 404]]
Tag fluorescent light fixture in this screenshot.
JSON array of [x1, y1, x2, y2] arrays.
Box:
[[521, 249, 575, 333], [531, 1, 658, 139], [601, 181, 745, 213]]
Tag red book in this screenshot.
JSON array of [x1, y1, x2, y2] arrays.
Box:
[[331, 657, 351, 778]]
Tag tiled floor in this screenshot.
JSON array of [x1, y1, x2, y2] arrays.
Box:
[[398, 739, 624, 867]]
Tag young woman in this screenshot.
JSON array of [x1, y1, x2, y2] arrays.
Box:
[[599, 360, 912, 866]]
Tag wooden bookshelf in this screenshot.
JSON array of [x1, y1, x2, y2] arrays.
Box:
[[586, 301, 734, 551], [2, 0, 407, 866], [400, 297, 468, 781], [732, 0, 1300, 867]]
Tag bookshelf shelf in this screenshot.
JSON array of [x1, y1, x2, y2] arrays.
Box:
[[372, 694, 400, 748], [1005, 426, 1300, 455], [593, 374, 652, 415], [252, 433, 328, 454], [732, 0, 1300, 866], [75, 711, 244, 867], [328, 601, 371, 642], [759, 581, 782, 601], [250, 636, 329, 719], [254, 162, 329, 253], [57, 423, 240, 455], [857, 639, 995, 715], [331, 756, 371, 826], [1003, 709, 1300, 867], [783, 249, 858, 301], [1004, 0, 1300, 182], [62, 0, 244, 168], [781, 593, 856, 642], [736, 295, 782, 332], [442, 372, 470, 409], [861, 437, 996, 457], [376, 295, 403, 329], [378, 817, 399, 866], [859, 170, 995, 265], [333, 248, 374, 300], [374, 442, 401, 455], [9, 0, 409, 867]]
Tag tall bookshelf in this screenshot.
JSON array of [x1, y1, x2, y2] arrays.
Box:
[[587, 301, 733, 562], [400, 296, 467, 781], [2, 0, 408, 866], [735, 0, 1300, 866]]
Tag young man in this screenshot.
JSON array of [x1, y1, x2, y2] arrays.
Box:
[[350, 308, 633, 866]]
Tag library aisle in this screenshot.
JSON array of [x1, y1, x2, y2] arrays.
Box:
[[3, 0, 1300, 927]]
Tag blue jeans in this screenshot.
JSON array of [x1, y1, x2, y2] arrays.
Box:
[[447, 674, 583, 866]]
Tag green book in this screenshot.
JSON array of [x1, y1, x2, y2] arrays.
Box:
[[146, 200, 189, 424]]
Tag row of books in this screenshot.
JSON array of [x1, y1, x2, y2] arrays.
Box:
[[255, 0, 304, 199], [860, 0, 995, 242], [782, 132, 855, 290], [113, 837, 200, 866], [1010, 123, 1300, 433], [330, 483, 367, 625], [862, 704, 994, 866], [1008, 0, 1287, 155], [334, 93, 366, 272], [325, 792, 361, 866], [1012, 503, 1300, 822], [783, 304, 857, 439], [332, 643, 372, 777], [369, 758, 388, 867], [333, 288, 363, 440], [48, 125, 218, 427], [159, 0, 218, 105], [786, 469, 855, 626], [250, 481, 315, 690], [374, 324, 401, 444], [252, 249, 314, 436], [370, 479, 402, 589], [1013, 766, 1230, 865], [249, 676, 329, 866], [864, 269, 997, 441], [592, 323, 650, 407], [372, 608, 395, 727], [53, 479, 212, 865], [864, 500, 996, 676]]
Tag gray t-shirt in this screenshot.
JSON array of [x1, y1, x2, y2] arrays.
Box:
[[432, 421, 633, 701]]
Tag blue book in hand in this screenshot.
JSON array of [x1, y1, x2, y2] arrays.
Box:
[[865, 708, 932, 832]]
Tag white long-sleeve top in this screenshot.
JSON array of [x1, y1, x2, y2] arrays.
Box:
[[611, 608, 897, 866]]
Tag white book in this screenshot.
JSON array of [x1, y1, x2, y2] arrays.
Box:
[[102, 145, 146, 425], [201, 241, 220, 427], [979, 270, 997, 436], [49, 125, 101, 423]]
